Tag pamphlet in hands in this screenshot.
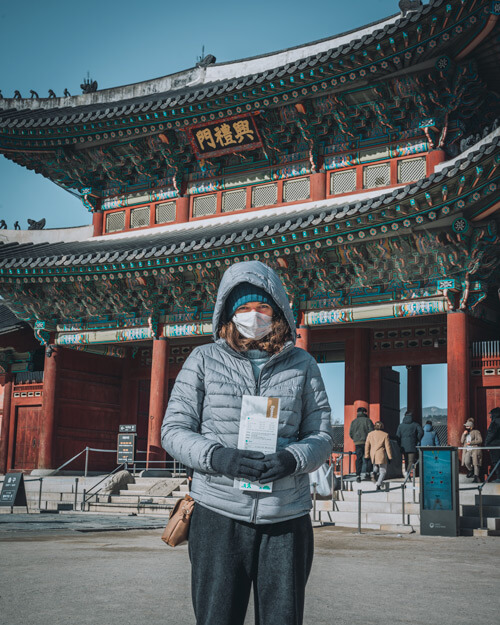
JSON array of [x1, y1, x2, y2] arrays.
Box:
[[235, 395, 280, 493]]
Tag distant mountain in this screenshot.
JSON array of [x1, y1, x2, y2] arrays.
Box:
[[400, 406, 447, 423]]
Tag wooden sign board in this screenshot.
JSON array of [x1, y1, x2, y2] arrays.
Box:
[[0, 473, 28, 509], [186, 114, 263, 159], [117, 433, 136, 465]]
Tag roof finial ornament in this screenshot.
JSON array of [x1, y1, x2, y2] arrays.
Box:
[[399, 0, 423, 17], [196, 45, 216, 67], [14, 90, 22, 99], [64, 88, 71, 97], [30, 90, 39, 99], [81, 72, 98, 94], [48, 89, 56, 98], [0, 90, 3, 99], [27, 218, 46, 230]]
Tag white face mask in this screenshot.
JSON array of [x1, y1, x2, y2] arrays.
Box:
[[232, 311, 273, 340]]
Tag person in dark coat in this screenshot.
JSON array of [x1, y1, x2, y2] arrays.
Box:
[[396, 411, 423, 475], [420, 420, 440, 447], [485, 407, 500, 482], [349, 407, 374, 482]]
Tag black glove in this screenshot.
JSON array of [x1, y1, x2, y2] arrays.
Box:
[[259, 450, 297, 484], [211, 447, 266, 481]]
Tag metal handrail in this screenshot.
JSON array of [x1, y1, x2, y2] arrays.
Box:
[[82, 463, 127, 509]]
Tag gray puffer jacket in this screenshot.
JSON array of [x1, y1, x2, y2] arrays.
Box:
[[161, 261, 333, 524]]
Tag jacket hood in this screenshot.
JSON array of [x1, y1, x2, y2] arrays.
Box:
[[424, 424, 433, 432], [403, 415, 414, 424], [212, 261, 297, 342]]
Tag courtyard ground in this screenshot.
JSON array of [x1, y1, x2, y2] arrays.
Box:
[[0, 513, 498, 625]]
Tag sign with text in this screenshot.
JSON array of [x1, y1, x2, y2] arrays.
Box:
[[187, 114, 262, 159], [420, 447, 459, 537], [0, 473, 27, 508], [119, 424, 137, 433], [117, 433, 136, 465]]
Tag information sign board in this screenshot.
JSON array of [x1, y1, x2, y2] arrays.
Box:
[[420, 447, 459, 537], [0, 473, 28, 509], [119, 424, 137, 433], [117, 433, 136, 465]]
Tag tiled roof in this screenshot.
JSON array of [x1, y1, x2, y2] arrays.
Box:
[[0, 135, 498, 271], [0, 0, 453, 130], [0, 304, 25, 334]]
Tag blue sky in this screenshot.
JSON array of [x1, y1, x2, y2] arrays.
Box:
[[0, 0, 402, 228], [0, 1, 447, 416]]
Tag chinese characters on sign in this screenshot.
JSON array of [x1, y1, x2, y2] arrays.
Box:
[[188, 115, 262, 159]]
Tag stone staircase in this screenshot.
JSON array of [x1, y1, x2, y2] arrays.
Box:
[[459, 491, 500, 537], [314, 478, 420, 532], [86, 477, 188, 514]]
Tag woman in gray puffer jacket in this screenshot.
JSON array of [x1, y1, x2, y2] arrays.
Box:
[[162, 260, 333, 625]]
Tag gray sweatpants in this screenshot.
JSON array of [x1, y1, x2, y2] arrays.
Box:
[[188, 503, 314, 625], [373, 463, 388, 486]]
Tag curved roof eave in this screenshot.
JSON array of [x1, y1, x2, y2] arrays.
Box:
[[0, 8, 411, 112]]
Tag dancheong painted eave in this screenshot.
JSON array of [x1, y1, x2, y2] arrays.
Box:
[[0, 0, 496, 138], [0, 134, 498, 276]]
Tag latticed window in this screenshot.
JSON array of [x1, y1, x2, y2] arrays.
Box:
[[251, 183, 278, 208], [283, 178, 310, 203], [398, 157, 426, 184], [363, 163, 391, 189], [130, 207, 150, 229], [193, 194, 217, 217], [222, 189, 247, 213], [105, 211, 125, 233], [156, 201, 176, 224], [330, 169, 357, 195]]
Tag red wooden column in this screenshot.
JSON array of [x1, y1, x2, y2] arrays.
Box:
[[0, 374, 13, 474], [296, 311, 310, 352], [147, 338, 170, 467], [344, 328, 370, 453], [39, 347, 60, 470], [406, 365, 422, 424], [447, 312, 470, 447]]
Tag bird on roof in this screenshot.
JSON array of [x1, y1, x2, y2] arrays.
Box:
[[399, 0, 423, 17]]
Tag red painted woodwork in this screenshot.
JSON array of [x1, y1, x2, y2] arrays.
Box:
[[310, 173, 326, 201], [447, 312, 470, 448], [39, 347, 59, 469], [407, 365, 422, 424], [12, 405, 43, 470], [136, 379, 150, 456], [147, 339, 170, 466], [92, 210, 104, 237], [55, 349, 123, 471], [0, 375, 13, 474], [369, 366, 381, 425], [426, 149, 446, 175], [176, 197, 190, 223], [344, 328, 370, 452]]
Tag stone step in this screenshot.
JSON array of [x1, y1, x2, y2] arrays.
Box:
[[487, 517, 500, 531], [316, 500, 420, 515], [109, 495, 179, 505], [461, 505, 500, 517], [316, 510, 420, 527], [88, 502, 173, 515]]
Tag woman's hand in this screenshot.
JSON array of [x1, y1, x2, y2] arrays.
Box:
[[211, 447, 267, 481], [259, 450, 297, 484]]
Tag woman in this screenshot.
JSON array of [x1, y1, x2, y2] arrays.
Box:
[[365, 421, 393, 490], [461, 418, 483, 483], [162, 260, 333, 625]]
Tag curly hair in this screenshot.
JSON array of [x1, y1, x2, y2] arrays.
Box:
[[219, 314, 292, 354]]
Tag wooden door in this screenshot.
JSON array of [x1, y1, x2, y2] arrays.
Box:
[[13, 405, 42, 470], [380, 367, 400, 436]]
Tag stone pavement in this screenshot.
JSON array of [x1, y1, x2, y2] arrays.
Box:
[[0, 514, 498, 625]]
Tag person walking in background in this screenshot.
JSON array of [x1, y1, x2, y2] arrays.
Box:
[[162, 261, 332, 625], [461, 419, 483, 483], [365, 421, 393, 491], [349, 407, 374, 482], [485, 407, 500, 483], [396, 411, 423, 476], [420, 420, 440, 446]]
